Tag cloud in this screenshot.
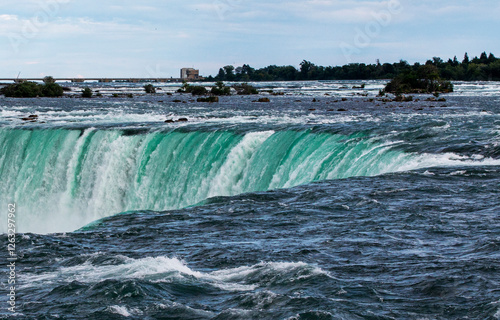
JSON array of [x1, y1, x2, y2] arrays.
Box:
[[0, 14, 18, 21], [0, 0, 498, 77]]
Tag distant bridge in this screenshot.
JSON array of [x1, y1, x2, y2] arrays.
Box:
[[0, 78, 186, 83]]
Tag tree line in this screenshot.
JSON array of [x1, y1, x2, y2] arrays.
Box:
[[207, 52, 500, 82]]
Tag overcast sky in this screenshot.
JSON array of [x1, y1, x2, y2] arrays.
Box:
[[1, 0, 499, 78]]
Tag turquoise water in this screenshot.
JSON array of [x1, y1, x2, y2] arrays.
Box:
[[1, 128, 421, 233]]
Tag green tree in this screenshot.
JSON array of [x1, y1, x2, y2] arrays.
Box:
[[82, 87, 93, 98], [488, 53, 496, 63], [479, 52, 488, 63], [42, 83, 64, 97], [216, 68, 225, 80], [223, 65, 235, 81], [43, 76, 56, 84], [463, 52, 469, 64], [241, 64, 255, 77], [299, 60, 314, 79], [190, 86, 208, 95], [210, 81, 231, 95]]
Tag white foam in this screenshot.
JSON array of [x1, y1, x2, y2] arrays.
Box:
[[21, 256, 327, 293], [209, 261, 328, 285], [20, 256, 201, 287], [107, 305, 143, 317], [399, 152, 500, 172], [108, 305, 131, 317], [449, 170, 467, 176]]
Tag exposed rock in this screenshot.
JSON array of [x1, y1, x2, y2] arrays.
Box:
[[165, 118, 188, 123], [197, 96, 219, 103], [395, 95, 413, 102], [337, 108, 347, 112], [257, 97, 270, 102]]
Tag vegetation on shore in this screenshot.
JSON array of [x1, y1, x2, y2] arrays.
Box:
[[177, 82, 208, 95], [383, 65, 454, 94], [2, 52, 495, 99], [210, 81, 231, 96], [232, 83, 259, 95], [208, 52, 500, 82], [0, 76, 64, 98], [177, 81, 258, 96], [82, 87, 93, 98]]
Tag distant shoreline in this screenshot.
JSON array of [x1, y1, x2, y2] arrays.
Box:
[[2, 79, 500, 86], [1, 51, 498, 84]]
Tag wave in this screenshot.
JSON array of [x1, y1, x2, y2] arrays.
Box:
[[1, 128, 499, 233], [20, 254, 327, 293]]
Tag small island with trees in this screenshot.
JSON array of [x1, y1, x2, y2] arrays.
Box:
[[382, 64, 453, 95], [0, 76, 65, 98]]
